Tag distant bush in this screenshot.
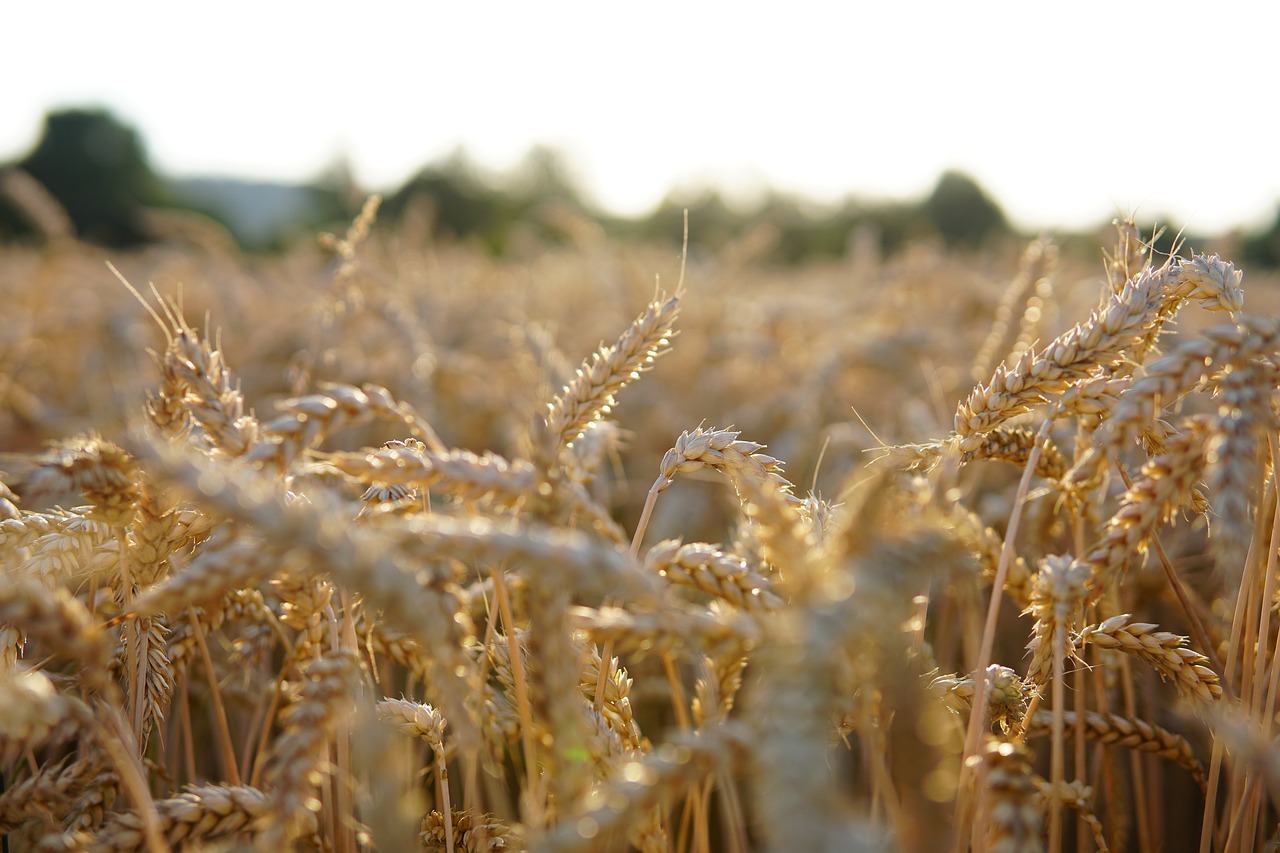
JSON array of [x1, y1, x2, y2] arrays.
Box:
[[922, 170, 1009, 247], [0, 109, 1059, 261], [7, 108, 169, 247], [382, 146, 590, 254], [1241, 204, 1280, 269]]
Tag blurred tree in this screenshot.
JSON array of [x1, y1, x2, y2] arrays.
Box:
[[298, 156, 363, 243], [632, 171, 1010, 262], [509, 144, 584, 205], [638, 186, 747, 250], [15, 108, 170, 246], [383, 148, 507, 251], [384, 146, 595, 254], [922, 170, 1008, 247], [761, 194, 928, 263], [1241, 204, 1280, 269], [867, 201, 933, 254]]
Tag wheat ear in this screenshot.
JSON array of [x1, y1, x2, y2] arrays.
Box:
[[258, 650, 362, 849], [541, 292, 680, 456], [981, 739, 1044, 853], [1025, 709, 1205, 788], [1077, 614, 1222, 704], [87, 785, 305, 853], [644, 539, 783, 612]]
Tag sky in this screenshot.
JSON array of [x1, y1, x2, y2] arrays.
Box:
[[3, 1, 1279, 233]]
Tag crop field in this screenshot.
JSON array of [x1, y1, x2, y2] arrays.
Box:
[[3, 202, 1280, 852]]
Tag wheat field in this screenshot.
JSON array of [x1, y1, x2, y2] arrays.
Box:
[[3, 202, 1280, 852]]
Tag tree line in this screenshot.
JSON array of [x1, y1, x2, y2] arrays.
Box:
[[3, 108, 1278, 268]]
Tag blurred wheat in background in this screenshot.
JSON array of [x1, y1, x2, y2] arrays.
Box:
[[4, 182, 1280, 853]]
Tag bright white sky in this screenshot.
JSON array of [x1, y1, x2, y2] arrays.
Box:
[[3, 1, 1278, 233]]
